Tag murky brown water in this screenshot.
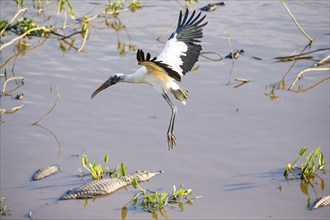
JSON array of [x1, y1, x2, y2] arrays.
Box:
[[1, 0, 329, 219]]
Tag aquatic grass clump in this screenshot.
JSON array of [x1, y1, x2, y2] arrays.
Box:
[[284, 146, 329, 209], [0, 197, 8, 216], [121, 182, 202, 219], [284, 146, 328, 182], [80, 153, 127, 180]]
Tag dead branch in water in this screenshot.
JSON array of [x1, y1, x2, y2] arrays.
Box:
[[0, 26, 51, 51], [32, 85, 61, 125], [274, 48, 330, 61], [281, 0, 313, 43], [290, 76, 330, 94], [1, 76, 24, 95], [0, 104, 24, 114], [315, 55, 330, 67], [289, 67, 330, 90], [225, 32, 236, 85], [33, 123, 62, 158]]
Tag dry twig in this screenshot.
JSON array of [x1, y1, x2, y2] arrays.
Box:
[[281, 0, 313, 43], [289, 67, 330, 90], [1, 76, 24, 95], [32, 85, 61, 125]]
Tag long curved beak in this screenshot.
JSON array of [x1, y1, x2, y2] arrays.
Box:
[[91, 79, 112, 99]]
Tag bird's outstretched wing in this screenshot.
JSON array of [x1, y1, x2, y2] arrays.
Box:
[[136, 49, 182, 81], [156, 9, 208, 81]]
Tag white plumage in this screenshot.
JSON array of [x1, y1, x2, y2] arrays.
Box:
[[91, 9, 207, 150]]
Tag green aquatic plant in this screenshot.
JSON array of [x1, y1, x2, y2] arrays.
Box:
[[284, 146, 328, 182], [185, 0, 199, 3], [80, 153, 127, 180], [122, 182, 202, 219], [0, 197, 8, 216], [103, 0, 142, 15], [284, 146, 329, 208], [0, 16, 51, 37], [57, 0, 75, 20]]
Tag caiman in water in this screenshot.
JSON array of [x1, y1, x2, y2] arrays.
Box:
[[60, 170, 162, 200]]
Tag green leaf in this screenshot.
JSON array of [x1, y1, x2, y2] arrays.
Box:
[[83, 199, 88, 207], [89, 162, 95, 171], [121, 206, 127, 220], [65, 0, 75, 20], [114, 170, 119, 178], [319, 153, 324, 166], [129, 0, 142, 12], [120, 163, 127, 176], [91, 170, 98, 180], [82, 154, 88, 166], [173, 185, 176, 194], [299, 182, 308, 195], [132, 178, 138, 189], [315, 145, 321, 157], [97, 164, 103, 174], [299, 146, 307, 156], [15, 0, 24, 7], [285, 163, 292, 171], [178, 202, 184, 211], [307, 197, 311, 208], [104, 154, 109, 163], [320, 178, 325, 191], [57, 0, 65, 15]]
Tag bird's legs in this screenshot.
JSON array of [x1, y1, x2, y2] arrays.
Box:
[[162, 93, 177, 150]]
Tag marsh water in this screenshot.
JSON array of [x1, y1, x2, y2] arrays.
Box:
[[1, 0, 329, 219]]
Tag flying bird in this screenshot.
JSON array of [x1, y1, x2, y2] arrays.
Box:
[[91, 9, 207, 150]]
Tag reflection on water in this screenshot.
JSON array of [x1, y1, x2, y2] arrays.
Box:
[[33, 123, 62, 159], [266, 44, 330, 101], [300, 177, 326, 209]]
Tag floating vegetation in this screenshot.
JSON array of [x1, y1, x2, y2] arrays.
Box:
[[0, 104, 24, 115], [284, 146, 328, 182], [288, 67, 330, 92], [225, 49, 244, 59], [1, 76, 24, 96], [14, 93, 24, 100], [79, 153, 122, 180], [234, 77, 250, 88], [32, 85, 60, 125], [284, 146, 329, 209], [32, 165, 61, 181], [200, 2, 225, 12], [122, 183, 202, 220], [1, 0, 142, 57], [264, 85, 281, 102], [274, 48, 330, 62], [267, 45, 330, 100], [224, 32, 242, 85], [0, 197, 9, 216]]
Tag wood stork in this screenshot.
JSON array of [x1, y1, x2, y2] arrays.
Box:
[[91, 9, 207, 150]]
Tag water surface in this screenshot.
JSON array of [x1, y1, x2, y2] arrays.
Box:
[[1, 0, 329, 219]]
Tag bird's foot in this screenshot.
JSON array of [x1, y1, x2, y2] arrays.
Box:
[[167, 132, 176, 150]]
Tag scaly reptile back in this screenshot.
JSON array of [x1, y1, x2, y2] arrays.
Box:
[[60, 170, 162, 200]]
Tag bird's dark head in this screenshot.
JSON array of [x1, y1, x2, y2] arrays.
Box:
[[91, 73, 124, 98]]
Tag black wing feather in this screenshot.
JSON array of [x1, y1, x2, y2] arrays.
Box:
[[168, 9, 208, 75]]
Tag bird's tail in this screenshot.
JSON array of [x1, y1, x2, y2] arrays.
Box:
[[171, 87, 188, 105]]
